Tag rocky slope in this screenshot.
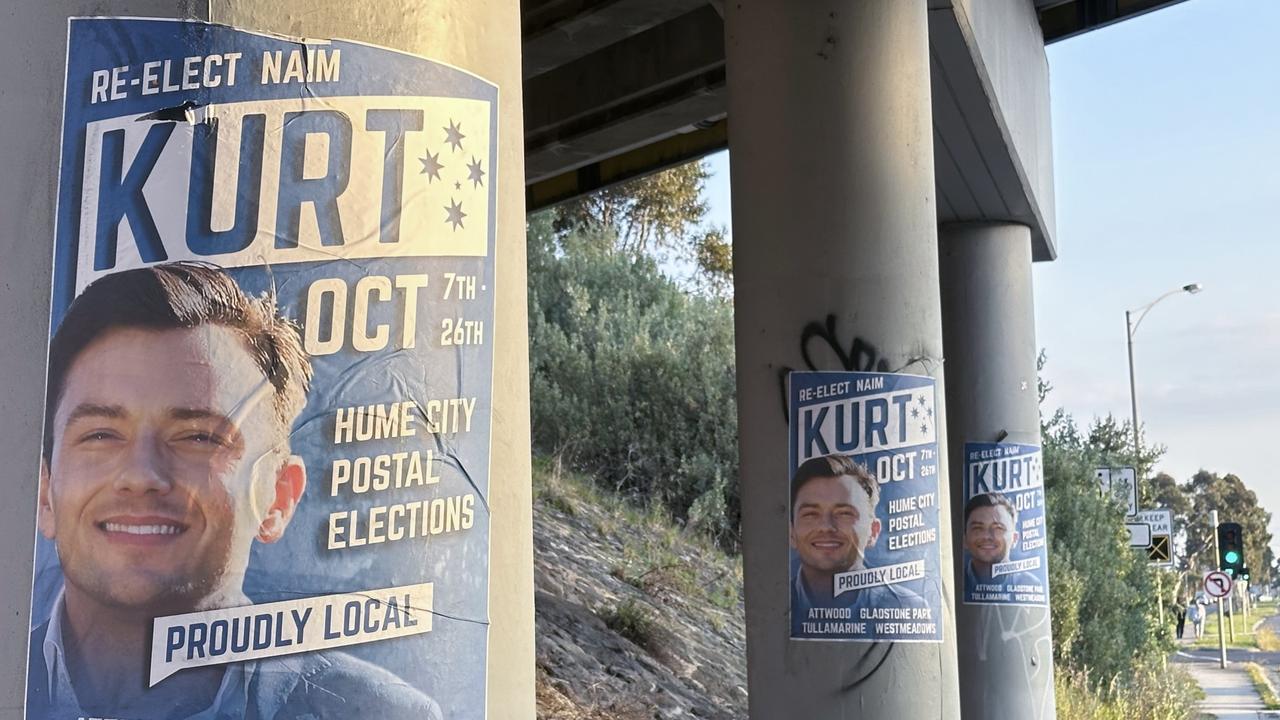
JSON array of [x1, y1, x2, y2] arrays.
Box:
[[532, 467, 747, 719]]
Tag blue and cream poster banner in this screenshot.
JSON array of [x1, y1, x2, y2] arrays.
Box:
[[28, 18, 496, 719], [788, 371, 943, 642], [962, 442, 1050, 607]]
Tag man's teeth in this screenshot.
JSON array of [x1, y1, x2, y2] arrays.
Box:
[[103, 522, 182, 535]]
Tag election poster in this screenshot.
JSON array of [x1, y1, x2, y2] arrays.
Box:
[[961, 442, 1050, 606], [28, 18, 496, 719], [788, 371, 943, 642]]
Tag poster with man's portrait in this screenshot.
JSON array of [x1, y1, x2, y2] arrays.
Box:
[[28, 18, 496, 719], [961, 442, 1050, 606], [788, 371, 944, 642]]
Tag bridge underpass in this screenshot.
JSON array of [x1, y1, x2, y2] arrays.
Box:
[[0, 1, 1189, 718], [520, 1, 1186, 718]]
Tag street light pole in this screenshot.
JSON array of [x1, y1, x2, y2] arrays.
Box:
[[1125, 283, 1203, 459], [1126, 283, 1202, 630], [1126, 310, 1141, 459]]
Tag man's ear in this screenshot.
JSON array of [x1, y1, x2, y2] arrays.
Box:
[[38, 460, 56, 540], [868, 517, 882, 546], [257, 455, 306, 543]]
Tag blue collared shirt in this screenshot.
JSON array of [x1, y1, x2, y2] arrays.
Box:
[[40, 592, 248, 719], [31, 592, 443, 720]]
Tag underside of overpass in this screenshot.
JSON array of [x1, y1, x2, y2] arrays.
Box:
[[522, 0, 1187, 263]]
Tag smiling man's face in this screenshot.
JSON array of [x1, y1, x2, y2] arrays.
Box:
[[789, 474, 881, 578], [39, 325, 300, 614], [964, 503, 1017, 565]]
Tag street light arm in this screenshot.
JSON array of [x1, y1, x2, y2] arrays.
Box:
[[1128, 288, 1191, 337]]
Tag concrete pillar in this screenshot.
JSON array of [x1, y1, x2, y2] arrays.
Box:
[[940, 222, 1057, 720], [0, 3, 532, 719], [725, 1, 960, 716]]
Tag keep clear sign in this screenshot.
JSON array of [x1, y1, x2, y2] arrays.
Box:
[[962, 443, 1050, 606], [27, 18, 496, 720], [788, 371, 943, 642]]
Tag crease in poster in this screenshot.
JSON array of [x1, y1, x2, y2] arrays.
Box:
[[961, 442, 1050, 607], [788, 371, 944, 642], [27, 17, 497, 720]]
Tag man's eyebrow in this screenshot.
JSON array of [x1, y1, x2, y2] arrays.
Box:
[[168, 407, 234, 423], [62, 403, 126, 425]]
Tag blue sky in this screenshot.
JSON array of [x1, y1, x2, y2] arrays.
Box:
[[702, 0, 1280, 548]]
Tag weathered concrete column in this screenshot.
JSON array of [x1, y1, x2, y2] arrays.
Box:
[[0, 3, 532, 719], [725, 1, 960, 716], [940, 222, 1057, 720]]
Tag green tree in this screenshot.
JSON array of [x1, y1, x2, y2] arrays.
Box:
[[1149, 472, 1191, 520], [1147, 471, 1197, 597], [1183, 471, 1273, 587], [1038, 352, 1170, 680], [1041, 404, 1167, 679], [692, 226, 733, 296], [1085, 413, 1165, 484], [554, 161, 710, 257], [552, 160, 732, 293], [526, 212, 740, 544]]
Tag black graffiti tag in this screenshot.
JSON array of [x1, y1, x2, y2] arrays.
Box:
[[777, 314, 890, 418]]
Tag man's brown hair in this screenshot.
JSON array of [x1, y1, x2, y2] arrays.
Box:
[[963, 492, 1018, 526], [43, 262, 312, 460], [790, 454, 880, 519]]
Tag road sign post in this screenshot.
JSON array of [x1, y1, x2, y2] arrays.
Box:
[[1134, 509, 1174, 566], [1211, 510, 1227, 668], [1132, 508, 1173, 625], [1205, 570, 1236, 643]]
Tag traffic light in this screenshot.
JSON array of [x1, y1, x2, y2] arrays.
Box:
[[1218, 522, 1245, 576]]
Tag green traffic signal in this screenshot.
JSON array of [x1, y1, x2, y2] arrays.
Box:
[[1217, 522, 1246, 575]]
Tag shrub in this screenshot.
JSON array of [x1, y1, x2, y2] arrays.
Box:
[[601, 598, 657, 651], [1041, 406, 1171, 679], [527, 214, 740, 545]]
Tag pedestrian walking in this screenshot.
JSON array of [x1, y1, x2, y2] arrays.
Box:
[[1188, 601, 1204, 639], [1174, 599, 1187, 639]]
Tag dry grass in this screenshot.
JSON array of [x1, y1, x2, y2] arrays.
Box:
[[1257, 624, 1280, 652], [1054, 663, 1202, 720], [1244, 662, 1280, 710], [534, 455, 743, 612], [536, 665, 656, 720]]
